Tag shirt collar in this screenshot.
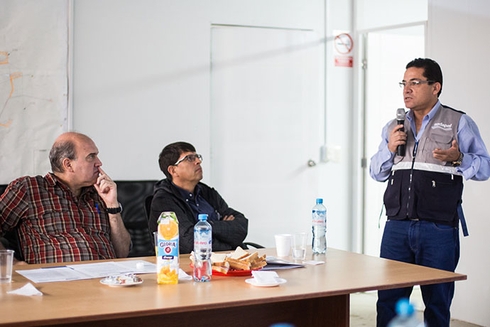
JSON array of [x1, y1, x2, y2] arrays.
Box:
[[406, 100, 441, 122], [46, 172, 96, 198], [173, 182, 200, 200], [406, 100, 441, 139]]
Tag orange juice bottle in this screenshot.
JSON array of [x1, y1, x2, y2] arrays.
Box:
[[156, 211, 179, 284]]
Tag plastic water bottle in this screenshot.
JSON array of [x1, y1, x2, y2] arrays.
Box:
[[193, 214, 212, 282], [387, 298, 425, 327], [312, 198, 327, 254]]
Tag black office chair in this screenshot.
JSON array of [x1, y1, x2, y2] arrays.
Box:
[[242, 241, 264, 249], [116, 180, 157, 257], [144, 195, 156, 247], [145, 194, 263, 250], [0, 184, 25, 261], [0, 229, 24, 261], [144, 195, 153, 222]]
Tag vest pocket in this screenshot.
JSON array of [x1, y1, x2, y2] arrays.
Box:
[[414, 171, 463, 222], [383, 171, 403, 216], [429, 128, 453, 149]]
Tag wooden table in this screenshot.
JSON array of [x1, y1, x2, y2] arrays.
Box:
[[0, 248, 466, 327]]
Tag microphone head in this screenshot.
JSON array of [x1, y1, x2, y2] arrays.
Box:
[[396, 108, 406, 120]]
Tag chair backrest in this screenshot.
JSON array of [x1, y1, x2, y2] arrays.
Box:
[[0, 184, 25, 261], [144, 195, 153, 221], [116, 180, 157, 257]]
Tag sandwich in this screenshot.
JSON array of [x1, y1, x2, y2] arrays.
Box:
[[189, 246, 267, 274], [225, 247, 267, 271]]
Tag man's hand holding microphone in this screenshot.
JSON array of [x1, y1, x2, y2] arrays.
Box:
[[388, 108, 407, 155]]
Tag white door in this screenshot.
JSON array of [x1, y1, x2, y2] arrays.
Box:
[[210, 26, 323, 247], [362, 25, 425, 256]]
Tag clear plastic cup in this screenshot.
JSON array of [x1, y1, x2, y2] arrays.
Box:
[[0, 249, 14, 283]]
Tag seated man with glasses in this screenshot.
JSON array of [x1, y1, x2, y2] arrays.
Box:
[[148, 142, 248, 254]]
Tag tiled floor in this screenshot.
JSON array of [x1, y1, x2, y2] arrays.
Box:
[[350, 290, 481, 327]]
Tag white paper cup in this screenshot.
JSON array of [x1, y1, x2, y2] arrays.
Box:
[[292, 232, 307, 261], [0, 249, 14, 283], [274, 234, 292, 257]]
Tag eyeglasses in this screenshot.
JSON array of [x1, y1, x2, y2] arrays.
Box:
[[399, 79, 435, 88], [174, 153, 203, 166]]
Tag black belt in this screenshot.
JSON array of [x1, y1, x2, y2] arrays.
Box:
[[387, 217, 420, 221]]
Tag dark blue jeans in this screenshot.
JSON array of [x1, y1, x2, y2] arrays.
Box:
[[376, 220, 460, 327]]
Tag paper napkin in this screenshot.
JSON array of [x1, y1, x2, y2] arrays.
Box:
[[7, 282, 43, 296], [251, 271, 280, 285], [178, 268, 192, 281]]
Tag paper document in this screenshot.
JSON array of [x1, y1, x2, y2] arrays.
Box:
[[262, 256, 305, 270], [16, 260, 157, 284]]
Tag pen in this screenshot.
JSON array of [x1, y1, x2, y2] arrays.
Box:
[[95, 203, 101, 214]]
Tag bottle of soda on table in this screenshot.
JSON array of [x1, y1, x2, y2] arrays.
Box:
[[312, 198, 327, 254], [193, 214, 212, 282]]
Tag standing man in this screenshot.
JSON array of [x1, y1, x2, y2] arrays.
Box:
[[370, 58, 490, 327], [148, 141, 248, 254], [0, 132, 131, 264]]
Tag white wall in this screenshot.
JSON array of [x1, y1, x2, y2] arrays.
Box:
[[72, 0, 328, 180], [356, 0, 428, 30], [428, 1, 490, 325]]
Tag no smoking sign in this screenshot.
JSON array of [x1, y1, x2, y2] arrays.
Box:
[[334, 33, 353, 54], [334, 32, 353, 67]]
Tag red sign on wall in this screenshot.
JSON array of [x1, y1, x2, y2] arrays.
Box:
[[334, 56, 353, 67], [333, 32, 353, 68]]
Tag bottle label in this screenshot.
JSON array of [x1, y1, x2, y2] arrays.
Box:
[[194, 232, 211, 255], [312, 210, 326, 227], [193, 227, 212, 282]]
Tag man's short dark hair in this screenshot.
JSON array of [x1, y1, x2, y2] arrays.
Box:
[[49, 139, 77, 173], [158, 142, 196, 180], [406, 58, 443, 97]]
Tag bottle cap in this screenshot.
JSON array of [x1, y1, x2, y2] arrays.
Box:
[[395, 298, 414, 317], [198, 214, 208, 221], [316, 198, 323, 204]]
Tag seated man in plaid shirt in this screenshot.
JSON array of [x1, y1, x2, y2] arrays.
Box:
[[0, 132, 131, 264]]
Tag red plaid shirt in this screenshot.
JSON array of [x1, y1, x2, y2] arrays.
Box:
[[0, 173, 117, 264]]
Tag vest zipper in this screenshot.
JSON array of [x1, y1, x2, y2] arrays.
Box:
[[406, 141, 419, 217]]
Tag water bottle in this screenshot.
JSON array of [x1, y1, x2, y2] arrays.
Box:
[[193, 214, 212, 282], [312, 198, 327, 254], [387, 298, 425, 327]]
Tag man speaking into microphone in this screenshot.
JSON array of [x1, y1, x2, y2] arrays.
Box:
[[369, 58, 490, 327]]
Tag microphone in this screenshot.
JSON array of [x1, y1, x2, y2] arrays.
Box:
[[396, 108, 406, 156]]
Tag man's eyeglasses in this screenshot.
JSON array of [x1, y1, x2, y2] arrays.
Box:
[[399, 79, 435, 88], [174, 153, 203, 166]]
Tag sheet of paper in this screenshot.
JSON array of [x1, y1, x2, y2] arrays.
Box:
[[16, 260, 157, 284], [16, 266, 90, 283]]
